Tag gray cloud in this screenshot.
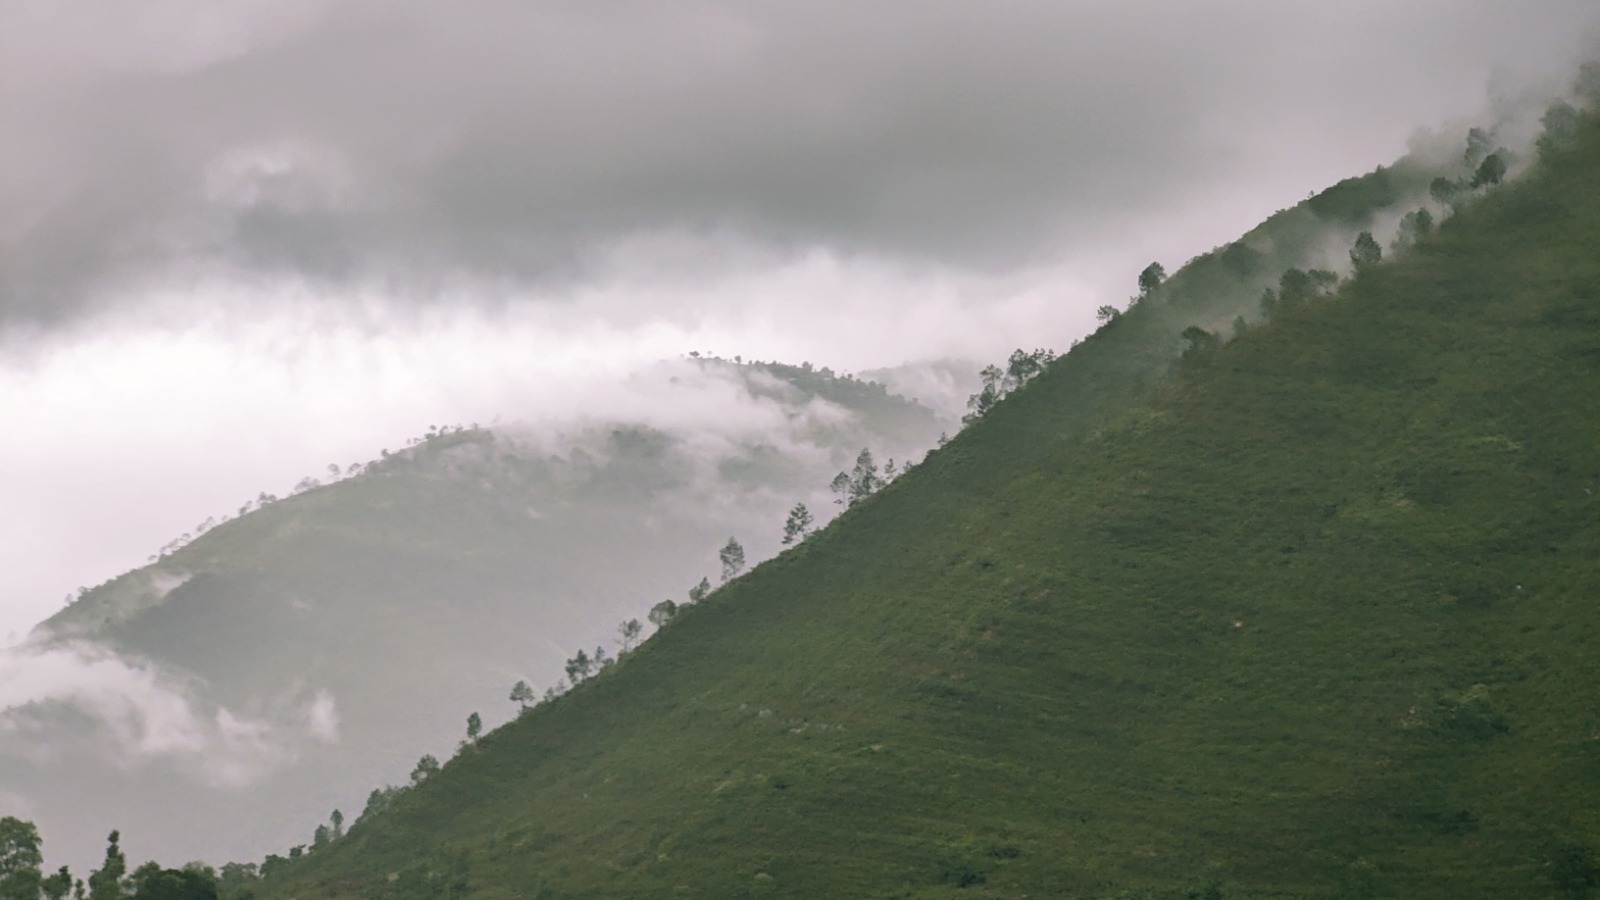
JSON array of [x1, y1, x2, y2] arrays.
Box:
[[0, 638, 333, 787], [5, 0, 1596, 325]]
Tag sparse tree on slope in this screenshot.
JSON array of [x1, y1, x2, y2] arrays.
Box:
[[1138, 261, 1166, 297], [465, 711, 482, 743], [330, 809, 343, 840], [618, 618, 642, 653], [719, 538, 746, 582], [829, 471, 851, 505], [687, 578, 711, 604], [565, 649, 593, 683], [648, 600, 677, 628], [847, 449, 882, 505], [781, 503, 814, 545], [410, 754, 440, 784], [509, 680, 535, 712]]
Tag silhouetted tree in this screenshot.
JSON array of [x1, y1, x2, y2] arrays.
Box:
[[128, 866, 215, 900], [509, 680, 535, 712], [330, 809, 343, 840], [1472, 151, 1507, 188], [1350, 231, 1381, 269], [846, 450, 883, 505], [565, 649, 593, 683], [648, 600, 677, 628], [618, 618, 642, 652], [465, 712, 482, 743], [409, 755, 440, 784], [41, 867, 74, 900], [1095, 304, 1121, 326], [781, 503, 814, 545], [0, 818, 43, 900], [311, 826, 330, 851], [1138, 261, 1166, 296], [719, 538, 746, 582], [87, 832, 127, 900], [829, 471, 852, 505], [687, 578, 711, 604]]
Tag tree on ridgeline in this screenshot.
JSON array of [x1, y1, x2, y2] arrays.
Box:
[[648, 600, 677, 628], [719, 538, 746, 583], [618, 618, 642, 653], [330, 809, 344, 840], [465, 712, 482, 744], [0, 817, 43, 900], [829, 471, 851, 505], [410, 755, 440, 785], [40, 867, 74, 900], [565, 649, 593, 684], [1138, 261, 1166, 297], [88, 832, 127, 900], [127, 864, 216, 900], [781, 503, 814, 545], [846, 449, 882, 505], [509, 679, 535, 712], [687, 578, 711, 604]]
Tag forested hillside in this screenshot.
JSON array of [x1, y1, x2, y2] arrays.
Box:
[[247, 106, 1600, 898]]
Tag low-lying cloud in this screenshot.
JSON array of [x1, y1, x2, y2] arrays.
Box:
[[0, 639, 335, 788]]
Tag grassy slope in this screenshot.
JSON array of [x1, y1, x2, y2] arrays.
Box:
[[266, 120, 1599, 899]]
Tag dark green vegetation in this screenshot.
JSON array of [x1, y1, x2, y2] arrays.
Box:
[[249, 111, 1600, 897]]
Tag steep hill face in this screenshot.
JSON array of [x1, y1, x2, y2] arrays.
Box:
[[260, 114, 1600, 898], [6, 360, 948, 872]]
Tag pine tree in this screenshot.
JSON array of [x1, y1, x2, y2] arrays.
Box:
[[781, 503, 814, 545], [847, 449, 882, 505], [719, 538, 746, 582], [509, 680, 535, 711]]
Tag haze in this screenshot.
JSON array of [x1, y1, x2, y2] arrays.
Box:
[[2, 0, 1596, 742]]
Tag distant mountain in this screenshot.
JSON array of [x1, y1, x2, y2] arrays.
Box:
[[4, 358, 951, 871], [245, 100, 1600, 896]]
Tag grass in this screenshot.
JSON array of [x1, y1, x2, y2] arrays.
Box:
[[254, 114, 1600, 898]]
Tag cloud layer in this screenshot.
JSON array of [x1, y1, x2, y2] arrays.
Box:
[[0, 639, 335, 787], [6, 1, 1597, 326]]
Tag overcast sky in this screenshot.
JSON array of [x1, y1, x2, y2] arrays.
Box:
[[2, 0, 1598, 642]]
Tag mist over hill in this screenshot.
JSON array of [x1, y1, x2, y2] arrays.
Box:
[[0, 358, 950, 871], [202, 87, 1600, 898]]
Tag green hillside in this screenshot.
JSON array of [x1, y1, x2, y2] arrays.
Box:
[[253, 114, 1600, 899]]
